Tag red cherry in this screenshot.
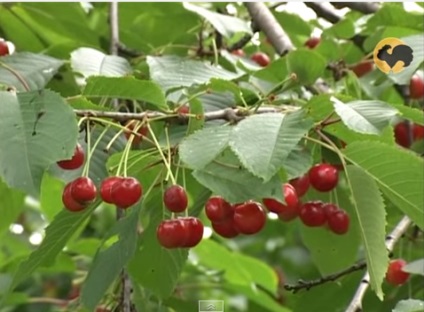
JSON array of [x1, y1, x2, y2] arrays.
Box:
[[305, 37, 320, 49], [163, 184, 188, 213], [289, 174, 310, 197], [212, 218, 239, 238], [263, 184, 300, 221], [409, 75, 424, 99], [231, 49, 245, 57], [156, 219, 186, 249], [62, 183, 86, 212], [233, 201, 266, 235], [322, 203, 339, 218], [70, 177, 97, 204], [124, 120, 148, 145], [181, 217, 204, 248], [299, 201, 326, 227], [308, 163, 339, 192], [251, 52, 270, 67], [352, 61, 373, 77], [177, 105, 189, 115], [205, 196, 233, 223], [394, 122, 411, 148], [0, 40, 9, 56], [111, 177, 142, 209], [100, 176, 122, 204], [327, 210, 350, 234], [385, 259, 410, 286], [57, 144, 85, 170], [413, 124, 424, 141]]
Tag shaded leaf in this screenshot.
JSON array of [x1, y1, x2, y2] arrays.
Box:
[[393, 299, 424, 312], [0, 180, 25, 237], [402, 259, 424, 276], [286, 50, 327, 85], [282, 147, 313, 179]]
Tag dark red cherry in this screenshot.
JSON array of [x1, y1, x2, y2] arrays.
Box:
[[233, 201, 266, 235], [327, 209, 350, 235], [163, 184, 188, 213], [111, 177, 142, 209], [181, 217, 204, 248], [156, 219, 186, 249], [212, 218, 239, 238], [62, 183, 85, 212], [308, 163, 339, 192], [299, 201, 326, 227], [57, 144, 85, 170], [100, 176, 122, 204], [385, 259, 410, 286], [289, 174, 310, 197], [70, 177, 97, 204], [205, 196, 233, 223]]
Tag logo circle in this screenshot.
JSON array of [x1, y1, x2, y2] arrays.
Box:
[[373, 37, 413, 74]]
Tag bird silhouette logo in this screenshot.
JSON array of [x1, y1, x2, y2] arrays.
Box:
[[373, 37, 413, 74]]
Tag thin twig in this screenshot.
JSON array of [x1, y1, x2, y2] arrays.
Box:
[[345, 216, 412, 312], [284, 260, 367, 293], [244, 2, 294, 55], [305, 2, 341, 24]]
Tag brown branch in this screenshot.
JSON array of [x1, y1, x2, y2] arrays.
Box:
[[331, 2, 380, 14], [244, 2, 294, 55], [306, 2, 341, 24], [228, 22, 259, 52], [345, 216, 412, 312], [284, 260, 367, 293]]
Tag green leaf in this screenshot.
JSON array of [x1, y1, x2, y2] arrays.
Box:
[[393, 299, 424, 312], [274, 11, 312, 45], [0, 180, 25, 237], [402, 259, 424, 276], [80, 207, 140, 310], [70, 47, 132, 81], [282, 147, 313, 179], [345, 165, 388, 300], [192, 148, 283, 203], [40, 174, 65, 221], [391, 103, 424, 125], [147, 56, 242, 92], [230, 110, 313, 181], [332, 98, 399, 135], [0, 52, 64, 91], [179, 125, 232, 170], [6, 202, 98, 294], [183, 3, 251, 38], [324, 18, 355, 39], [286, 50, 327, 85], [343, 142, 424, 229], [0, 90, 78, 195], [83, 76, 168, 111]]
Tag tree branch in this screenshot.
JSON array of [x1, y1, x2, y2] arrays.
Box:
[[305, 2, 341, 24], [284, 260, 367, 293], [345, 216, 412, 312], [331, 2, 380, 14], [244, 2, 294, 55], [73, 106, 299, 123], [109, 2, 119, 55], [228, 22, 259, 51]]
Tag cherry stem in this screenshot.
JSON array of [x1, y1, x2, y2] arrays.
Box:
[[81, 119, 92, 177], [82, 124, 110, 177], [315, 129, 348, 170], [164, 125, 173, 183]]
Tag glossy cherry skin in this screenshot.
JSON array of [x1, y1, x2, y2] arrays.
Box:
[[409, 75, 424, 99], [156, 219, 186, 248], [70, 177, 97, 204], [163, 184, 188, 212], [212, 218, 239, 238], [57, 144, 85, 170], [0, 40, 9, 56], [322, 203, 339, 218], [352, 61, 373, 77], [205, 196, 234, 223], [394, 122, 410, 148], [251, 52, 270, 67], [289, 174, 310, 197], [385, 259, 410, 286], [233, 201, 266, 235], [327, 210, 350, 234], [124, 120, 148, 145], [263, 184, 300, 221], [413, 124, 424, 141], [111, 177, 142, 209], [305, 37, 320, 49], [308, 163, 339, 192], [62, 183, 86, 212], [181, 217, 204, 248], [100, 176, 122, 204], [299, 201, 326, 227]]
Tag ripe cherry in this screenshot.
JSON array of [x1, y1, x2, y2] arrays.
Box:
[[327, 210, 350, 234], [100, 176, 122, 204], [251, 52, 270, 67], [233, 201, 266, 234], [299, 201, 326, 227], [163, 184, 188, 213], [124, 120, 148, 145], [0, 40, 9, 56], [263, 184, 299, 221], [70, 177, 97, 204], [62, 183, 85, 212], [385, 259, 410, 286], [394, 122, 410, 148], [308, 163, 339, 192], [205, 196, 233, 223], [289, 174, 310, 197], [111, 177, 142, 209], [413, 124, 424, 141], [212, 218, 239, 238], [156, 219, 186, 248], [352, 61, 373, 78], [57, 143, 85, 170], [409, 75, 424, 99], [181, 217, 204, 248], [322, 203, 339, 218], [305, 37, 320, 49], [231, 49, 245, 57]]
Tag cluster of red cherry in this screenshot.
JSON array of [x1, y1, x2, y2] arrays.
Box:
[[58, 144, 143, 211]]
